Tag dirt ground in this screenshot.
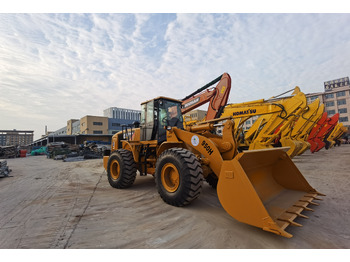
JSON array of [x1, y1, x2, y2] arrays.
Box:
[[0, 145, 349, 249]]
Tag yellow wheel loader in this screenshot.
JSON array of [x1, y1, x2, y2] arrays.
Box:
[[103, 96, 324, 238]]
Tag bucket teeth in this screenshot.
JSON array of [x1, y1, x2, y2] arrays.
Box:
[[286, 211, 309, 219], [299, 196, 320, 206], [277, 190, 324, 233], [300, 200, 319, 206], [285, 206, 309, 219], [277, 218, 303, 227], [305, 193, 323, 201], [297, 205, 314, 212]]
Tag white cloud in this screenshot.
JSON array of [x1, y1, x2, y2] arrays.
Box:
[[0, 13, 349, 139]]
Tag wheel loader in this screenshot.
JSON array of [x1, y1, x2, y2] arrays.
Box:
[[103, 96, 324, 238]]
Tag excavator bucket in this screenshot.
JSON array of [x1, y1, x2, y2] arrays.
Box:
[[279, 137, 305, 158], [217, 148, 324, 238], [296, 141, 311, 156]]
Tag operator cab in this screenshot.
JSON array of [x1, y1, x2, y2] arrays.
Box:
[[140, 97, 184, 143]]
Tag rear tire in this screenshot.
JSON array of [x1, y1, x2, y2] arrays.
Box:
[[155, 148, 203, 206], [107, 149, 137, 188]]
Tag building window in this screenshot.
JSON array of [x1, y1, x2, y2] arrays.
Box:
[[337, 99, 346, 106], [339, 117, 349, 122], [324, 93, 334, 99], [338, 108, 348, 114], [325, 101, 335, 107], [93, 122, 103, 126], [326, 110, 336, 115], [112, 123, 120, 127], [310, 95, 319, 101], [336, 91, 346, 97], [93, 130, 103, 134]]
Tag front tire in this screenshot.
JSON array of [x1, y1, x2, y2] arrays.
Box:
[[205, 173, 218, 189], [155, 148, 203, 206], [107, 149, 137, 188]]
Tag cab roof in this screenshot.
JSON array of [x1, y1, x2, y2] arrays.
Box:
[[141, 96, 183, 105]]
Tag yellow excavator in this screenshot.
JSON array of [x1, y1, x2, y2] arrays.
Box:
[[220, 87, 308, 157], [180, 74, 317, 158], [278, 98, 323, 157], [103, 95, 324, 238], [326, 123, 348, 148]]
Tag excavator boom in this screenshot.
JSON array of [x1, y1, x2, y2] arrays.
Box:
[[221, 87, 309, 157], [181, 73, 231, 120]]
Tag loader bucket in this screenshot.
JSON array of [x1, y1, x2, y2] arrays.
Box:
[[217, 148, 323, 238]]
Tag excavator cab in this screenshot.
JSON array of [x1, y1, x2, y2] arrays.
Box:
[[140, 97, 184, 143]]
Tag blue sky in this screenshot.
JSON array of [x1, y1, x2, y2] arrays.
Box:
[[1, 2, 350, 140]]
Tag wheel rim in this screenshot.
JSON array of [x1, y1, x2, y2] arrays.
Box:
[[161, 163, 180, 192], [110, 159, 120, 180]]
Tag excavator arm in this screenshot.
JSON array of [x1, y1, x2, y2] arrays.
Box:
[[219, 87, 308, 157], [181, 73, 231, 121]]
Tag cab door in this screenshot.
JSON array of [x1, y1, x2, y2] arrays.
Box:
[[140, 101, 155, 141]]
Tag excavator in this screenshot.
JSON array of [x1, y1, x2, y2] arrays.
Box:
[[277, 98, 323, 157], [326, 123, 348, 147], [308, 113, 340, 153], [307, 112, 328, 153], [180, 74, 313, 158], [220, 87, 309, 157], [179, 73, 323, 158], [312, 113, 339, 152], [294, 102, 325, 156], [104, 91, 324, 238], [181, 73, 231, 125]]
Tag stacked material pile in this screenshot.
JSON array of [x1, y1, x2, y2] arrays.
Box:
[[0, 146, 17, 159], [30, 147, 46, 156], [46, 142, 109, 161], [46, 142, 80, 159], [80, 142, 106, 159], [0, 160, 11, 177]]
